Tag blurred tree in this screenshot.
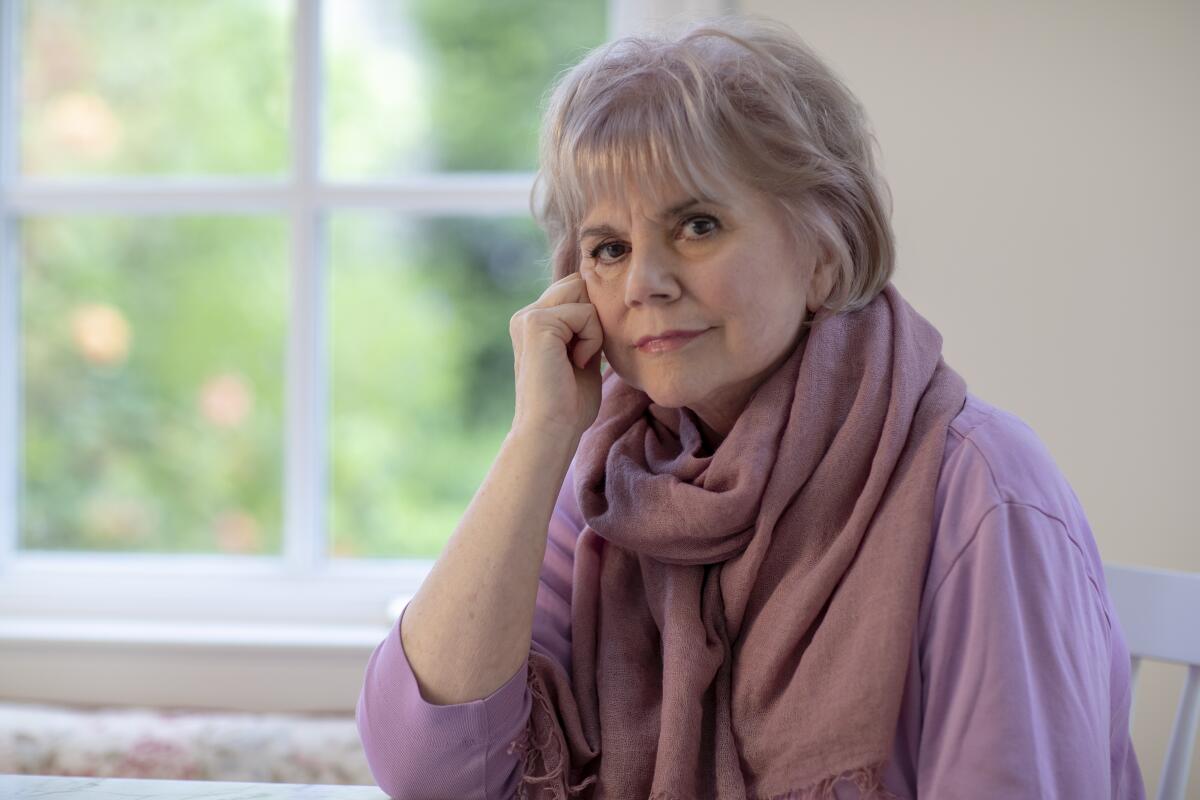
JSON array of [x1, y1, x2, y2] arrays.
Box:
[[23, 217, 287, 553], [19, 0, 604, 558], [325, 0, 603, 556], [21, 0, 290, 175]]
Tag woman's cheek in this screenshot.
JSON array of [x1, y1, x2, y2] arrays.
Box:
[[600, 341, 642, 391], [601, 341, 626, 373]]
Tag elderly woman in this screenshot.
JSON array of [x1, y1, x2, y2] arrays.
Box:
[[357, 16, 1146, 800]]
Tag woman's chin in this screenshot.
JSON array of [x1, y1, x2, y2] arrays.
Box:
[[608, 363, 704, 408], [641, 381, 703, 410]]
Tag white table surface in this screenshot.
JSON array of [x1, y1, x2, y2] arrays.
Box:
[[0, 775, 392, 799]]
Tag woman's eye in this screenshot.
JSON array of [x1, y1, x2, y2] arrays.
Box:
[[679, 215, 719, 239], [584, 215, 718, 269], [588, 242, 628, 264]]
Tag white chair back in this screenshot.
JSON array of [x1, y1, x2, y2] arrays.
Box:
[[1103, 563, 1200, 800]]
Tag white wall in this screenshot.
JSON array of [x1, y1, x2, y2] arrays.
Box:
[[735, 0, 1199, 796]]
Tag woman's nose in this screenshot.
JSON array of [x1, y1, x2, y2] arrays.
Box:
[[623, 242, 682, 307]]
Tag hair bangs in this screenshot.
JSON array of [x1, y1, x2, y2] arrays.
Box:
[[544, 70, 739, 275]]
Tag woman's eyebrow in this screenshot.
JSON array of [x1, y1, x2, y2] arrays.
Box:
[[577, 197, 723, 242], [577, 223, 622, 243], [659, 197, 711, 219]]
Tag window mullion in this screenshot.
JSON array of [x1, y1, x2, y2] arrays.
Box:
[[282, 0, 328, 576], [5, 176, 534, 214], [0, 218, 17, 572], [0, 0, 17, 179], [0, 212, 17, 574], [0, 0, 24, 572]]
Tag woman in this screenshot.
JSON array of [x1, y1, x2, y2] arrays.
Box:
[[357, 15, 1146, 799]]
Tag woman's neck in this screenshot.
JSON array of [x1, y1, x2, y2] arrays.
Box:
[[693, 410, 727, 455]]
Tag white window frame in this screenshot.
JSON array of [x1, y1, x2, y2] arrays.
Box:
[[0, 0, 730, 712]]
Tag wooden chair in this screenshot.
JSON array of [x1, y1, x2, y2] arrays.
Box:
[[1103, 563, 1200, 800]]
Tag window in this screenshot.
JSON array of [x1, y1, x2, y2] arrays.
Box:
[[0, 0, 726, 711]]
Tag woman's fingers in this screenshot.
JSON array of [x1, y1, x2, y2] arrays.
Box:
[[564, 302, 604, 370], [522, 272, 603, 370], [521, 302, 598, 352], [508, 272, 605, 436], [530, 271, 589, 309]]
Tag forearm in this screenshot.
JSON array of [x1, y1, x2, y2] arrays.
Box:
[[399, 426, 578, 705]]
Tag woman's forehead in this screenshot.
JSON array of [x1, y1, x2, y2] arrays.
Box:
[[579, 172, 734, 221], [580, 174, 767, 229]]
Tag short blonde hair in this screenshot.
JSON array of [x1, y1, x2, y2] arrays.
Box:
[[530, 14, 895, 318]]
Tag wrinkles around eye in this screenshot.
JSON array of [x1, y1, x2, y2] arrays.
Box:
[[582, 215, 720, 267]]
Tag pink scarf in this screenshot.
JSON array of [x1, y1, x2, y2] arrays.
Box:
[[508, 282, 968, 799]]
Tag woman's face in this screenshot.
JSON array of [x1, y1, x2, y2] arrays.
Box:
[[578, 178, 835, 445]]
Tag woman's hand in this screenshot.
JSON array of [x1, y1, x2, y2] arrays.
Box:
[[509, 271, 604, 442]]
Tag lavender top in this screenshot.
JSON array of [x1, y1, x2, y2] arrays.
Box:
[[356, 392, 1146, 799]]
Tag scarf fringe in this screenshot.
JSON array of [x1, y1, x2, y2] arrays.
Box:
[[506, 663, 598, 800], [511, 671, 901, 800], [508, 663, 898, 800], [643, 762, 901, 800], [745, 761, 903, 800]]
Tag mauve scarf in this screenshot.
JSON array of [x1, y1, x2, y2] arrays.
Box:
[[507, 282, 968, 799]]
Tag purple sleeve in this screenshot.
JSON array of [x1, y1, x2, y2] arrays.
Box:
[[916, 502, 1123, 797], [356, 463, 581, 800]]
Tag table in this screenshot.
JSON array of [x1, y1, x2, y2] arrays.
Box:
[[0, 775, 392, 799]]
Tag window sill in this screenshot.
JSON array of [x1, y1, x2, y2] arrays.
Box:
[[0, 555, 424, 713], [0, 617, 394, 652], [0, 613, 408, 715], [0, 552, 429, 626]]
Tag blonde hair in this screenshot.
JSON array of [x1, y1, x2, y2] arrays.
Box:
[[530, 14, 895, 318]]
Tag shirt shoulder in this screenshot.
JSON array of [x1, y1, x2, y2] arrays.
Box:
[[924, 391, 1112, 633], [938, 391, 1083, 516]]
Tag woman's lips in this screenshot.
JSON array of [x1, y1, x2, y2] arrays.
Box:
[[636, 329, 708, 354]]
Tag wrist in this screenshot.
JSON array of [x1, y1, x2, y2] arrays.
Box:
[[506, 422, 581, 462]]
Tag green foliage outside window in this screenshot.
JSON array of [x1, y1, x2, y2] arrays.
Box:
[[18, 0, 605, 557]]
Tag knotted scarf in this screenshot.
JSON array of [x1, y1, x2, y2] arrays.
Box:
[[507, 282, 968, 799]]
